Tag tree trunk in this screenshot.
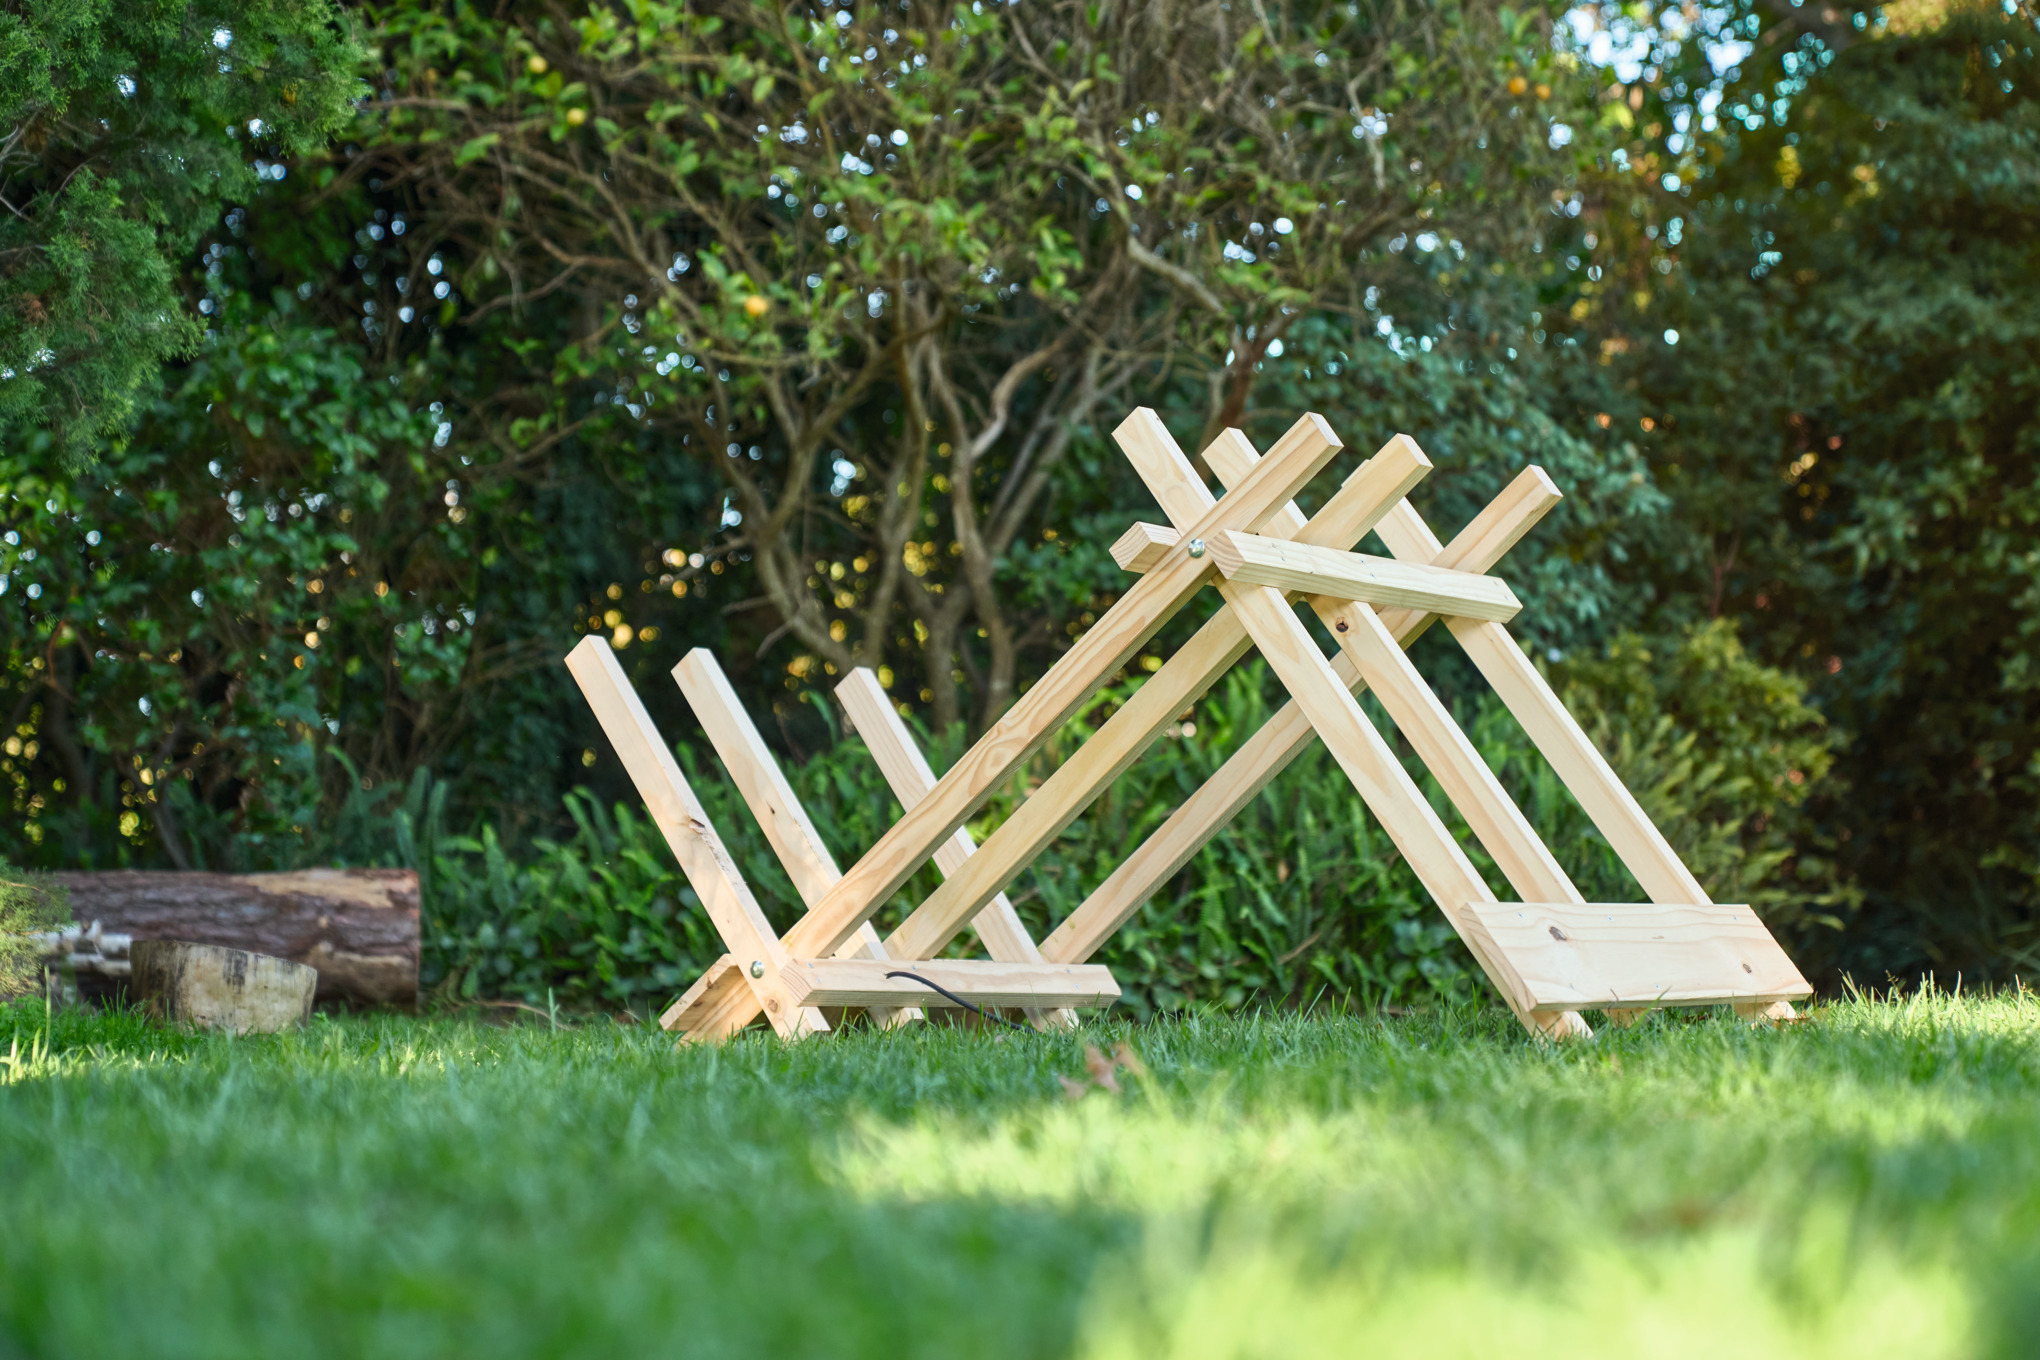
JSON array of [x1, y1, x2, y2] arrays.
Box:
[[48, 868, 419, 1009]]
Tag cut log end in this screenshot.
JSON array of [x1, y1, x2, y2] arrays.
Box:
[[131, 940, 317, 1034]]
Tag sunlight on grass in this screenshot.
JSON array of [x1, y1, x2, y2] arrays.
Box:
[[1074, 1216, 1971, 1360], [0, 994, 2034, 1357]]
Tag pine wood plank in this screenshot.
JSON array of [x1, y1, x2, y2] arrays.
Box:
[[1108, 420, 1580, 1036], [1466, 902, 1813, 1012], [776, 410, 1349, 965], [1039, 467, 1564, 967], [1372, 498, 1800, 1024], [1110, 522, 1178, 573], [1189, 432, 1587, 918], [877, 425, 1428, 963], [564, 637, 827, 1040], [1210, 531, 1523, 621], [673, 651, 920, 1029], [834, 668, 1076, 1031], [781, 957, 1122, 1010]]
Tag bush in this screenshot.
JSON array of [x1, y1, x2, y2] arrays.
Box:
[[0, 866, 67, 1000], [1554, 620, 1853, 947]]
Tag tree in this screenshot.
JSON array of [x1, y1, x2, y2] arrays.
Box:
[[1559, 0, 2040, 979], [0, 0, 361, 468], [357, 0, 1594, 732]]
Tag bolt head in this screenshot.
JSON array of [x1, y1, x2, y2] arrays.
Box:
[[749, 959, 765, 978], [1187, 538, 1206, 558]]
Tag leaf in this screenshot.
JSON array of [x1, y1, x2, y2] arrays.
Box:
[[454, 132, 501, 165]]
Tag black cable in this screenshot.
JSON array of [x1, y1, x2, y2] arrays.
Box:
[[883, 971, 1031, 1031]]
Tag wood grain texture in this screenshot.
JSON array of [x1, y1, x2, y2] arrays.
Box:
[[1210, 532, 1522, 622], [50, 867, 418, 1008], [780, 957, 1121, 1010], [1040, 470, 1562, 967], [834, 669, 1075, 1031], [673, 651, 920, 1029], [1110, 522, 1177, 573], [1466, 902, 1813, 1012], [879, 427, 1425, 963], [1108, 422, 1582, 1038], [778, 409, 1347, 964], [131, 940, 317, 1033], [1374, 495, 1800, 1024], [565, 636, 826, 1041]]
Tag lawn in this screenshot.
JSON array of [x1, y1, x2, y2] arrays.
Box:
[[2, 993, 2035, 1359]]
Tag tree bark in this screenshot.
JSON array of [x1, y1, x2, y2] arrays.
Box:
[[48, 868, 419, 1009]]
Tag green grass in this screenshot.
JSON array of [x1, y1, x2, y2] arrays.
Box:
[[2, 994, 2037, 1358]]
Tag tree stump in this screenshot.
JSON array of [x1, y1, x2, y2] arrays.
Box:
[[131, 940, 318, 1034]]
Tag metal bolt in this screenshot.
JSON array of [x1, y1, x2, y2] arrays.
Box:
[[1187, 538, 1206, 558], [1335, 619, 1348, 632], [749, 959, 765, 978]]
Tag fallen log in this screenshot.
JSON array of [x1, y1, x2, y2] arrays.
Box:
[[47, 868, 418, 1009]]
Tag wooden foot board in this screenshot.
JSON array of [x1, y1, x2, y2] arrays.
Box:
[[1469, 903, 1812, 1014], [780, 959, 1121, 1010]]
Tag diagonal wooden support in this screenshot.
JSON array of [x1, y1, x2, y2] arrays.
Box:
[[1106, 414, 1581, 1038], [875, 427, 1430, 963], [1038, 466, 1562, 970], [676, 412, 1347, 1037], [1369, 502, 1804, 1023], [564, 637, 827, 1041], [671, 651, 922, 1031], [834, 668, 1077, 1032]]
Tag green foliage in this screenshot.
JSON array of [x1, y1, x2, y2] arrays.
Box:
[[360, 0, 1602, 733], [0, 0, 363, 465], [0, 864, 66, 999], [1556, 620, 1850, 934], [1556, 0, 2040, 980], [0, 295, 463, 868], [2, 998, 2039, 1354]]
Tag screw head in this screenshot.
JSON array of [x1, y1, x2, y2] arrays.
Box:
[[1187, 538, 1206, 558], [749, 960, 765, 978]]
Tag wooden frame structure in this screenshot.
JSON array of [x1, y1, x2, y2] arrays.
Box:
[[567, 407, 1810, 1041]]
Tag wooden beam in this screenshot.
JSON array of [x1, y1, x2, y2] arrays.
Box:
[[1108, 423, 1583, 1039], [1465, 902, 1813, 1013], [775, 410, 1348, 964], [834, 668, 1076, 1031], [564, 637, 826, 1041], [877, 426, 1427, 963], [1209, 531, 1522, 622], [1039, 466, 1564, 967], [673, 651, 920, 1030], [1370, 499, 1798, 1023], [780, 957, 1121, 1010], [1110, 522, 1177, 573]]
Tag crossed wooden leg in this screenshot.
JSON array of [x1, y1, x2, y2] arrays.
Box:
[[1109, 413, 1586, 1039], [1095, 417, 1804, 1028], [656, 414, 1349, 1038]]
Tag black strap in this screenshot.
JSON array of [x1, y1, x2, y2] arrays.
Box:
[[883, 971, 1031, 1031]]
